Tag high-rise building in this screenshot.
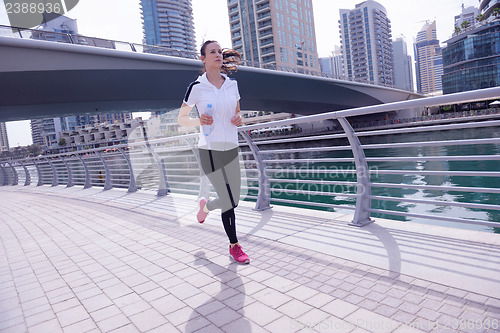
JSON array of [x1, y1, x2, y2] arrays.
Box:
[[140, 0, 196, 52], [339, 0, 393, 85], [392, 36, 414, 91], [319, 46, 345, 78], [0, 122, 9, 151], [454, 4, 479, 33], [443, 1, 500, 94], [227, 0, 319, 72], [331, 46, 345, 78], [30, 118, 64, 148], [319, 57, 333, 74], [31, 119, 44, 146], [414, 21, 443, 94]]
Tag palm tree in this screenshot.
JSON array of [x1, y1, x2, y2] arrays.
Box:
[[476, 14, 486, 23], [461, 20, 471, 30], [454, 26, 461, 34], [493, 7, 500, 18]]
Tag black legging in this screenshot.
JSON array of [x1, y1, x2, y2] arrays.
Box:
[[199, 147, 241, 244]]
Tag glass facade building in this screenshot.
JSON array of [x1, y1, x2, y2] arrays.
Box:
[[443, 0, 500, 94], [393, 36, 414, 91], [442, 22, 500, 94], [140, 0, 196, 52]]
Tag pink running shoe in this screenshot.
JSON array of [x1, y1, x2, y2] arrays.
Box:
[[229, 244, 250, 264], [197, 198, 208, 223]]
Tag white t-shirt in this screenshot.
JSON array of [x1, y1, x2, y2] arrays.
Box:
[[184, 73, 241, 151]]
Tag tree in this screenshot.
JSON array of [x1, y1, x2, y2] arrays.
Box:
[[454, 26, 461, 34], [461, 21, 471, 29], [0, 150, 11, 160], [27, 144, 41, 157], [493, 7, 500, 18], [58, 138, 66, 146], [476, 14, 486, 23]]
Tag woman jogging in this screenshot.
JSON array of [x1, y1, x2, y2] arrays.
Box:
[[177, 40, 249, 264]]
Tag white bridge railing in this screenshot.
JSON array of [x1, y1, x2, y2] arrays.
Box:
[[1, 87, 500, 229]]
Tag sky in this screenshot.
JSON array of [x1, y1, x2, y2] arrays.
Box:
[[1, 0, 480, 147]]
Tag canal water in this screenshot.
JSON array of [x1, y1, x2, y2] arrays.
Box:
[[247, 125, 500, 234]]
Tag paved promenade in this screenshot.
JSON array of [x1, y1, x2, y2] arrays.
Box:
[[0, 185, 499, 333]]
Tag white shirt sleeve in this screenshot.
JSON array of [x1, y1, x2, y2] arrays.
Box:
[[184, 81, 200, 108], [234, 80, 241, 102]]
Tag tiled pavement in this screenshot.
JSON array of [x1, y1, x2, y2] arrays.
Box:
[[0, 186, 499, 333]]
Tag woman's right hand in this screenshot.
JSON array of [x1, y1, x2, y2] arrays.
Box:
[[200, 113, 213, 125]]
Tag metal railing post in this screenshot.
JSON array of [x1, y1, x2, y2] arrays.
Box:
[[76, 154, 91, 189], [240, 132, 272, 211], [7, 162, 18, 186], [32, 160, 43, 186], [141, 126, 169, 197], [153, 148, 169, 197], [117, 148, 137, 193], [338, 117, 374, 227], [44, 157, 58, 186], [0, 164, 8, 185], [20, 161, 30, 186], [96, 152, 112, 190], [61, 157, 73, 188]]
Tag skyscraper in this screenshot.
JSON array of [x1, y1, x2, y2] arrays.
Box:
[[339, 0, 394, 85], [454, 4, 479, 33], [30, 118, 64, 148], [0, 122, 9, 151], [319, 46, 345, 78], [392, 36, 414, 91], [414, 21, 443, 94], [31, 119, 44, 146], [318, 57, 333, 74], [140, 0, 196, 52], [228, 0, 319, 72]]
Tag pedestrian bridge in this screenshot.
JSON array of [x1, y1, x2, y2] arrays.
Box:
[[0, 25, 421, 122]]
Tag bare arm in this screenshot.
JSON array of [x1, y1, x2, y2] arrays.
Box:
[[177, 102, 213, 127]]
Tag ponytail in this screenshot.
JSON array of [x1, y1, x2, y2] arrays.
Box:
[[221, 48, 241, 74]]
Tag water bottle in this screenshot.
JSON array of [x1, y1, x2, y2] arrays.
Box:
[[203, 104, 214, 136]]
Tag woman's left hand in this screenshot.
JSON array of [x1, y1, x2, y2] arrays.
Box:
[[231, 114, 242, 126]]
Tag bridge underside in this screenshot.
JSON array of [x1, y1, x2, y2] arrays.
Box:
[[0, 37, 421, 122]]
